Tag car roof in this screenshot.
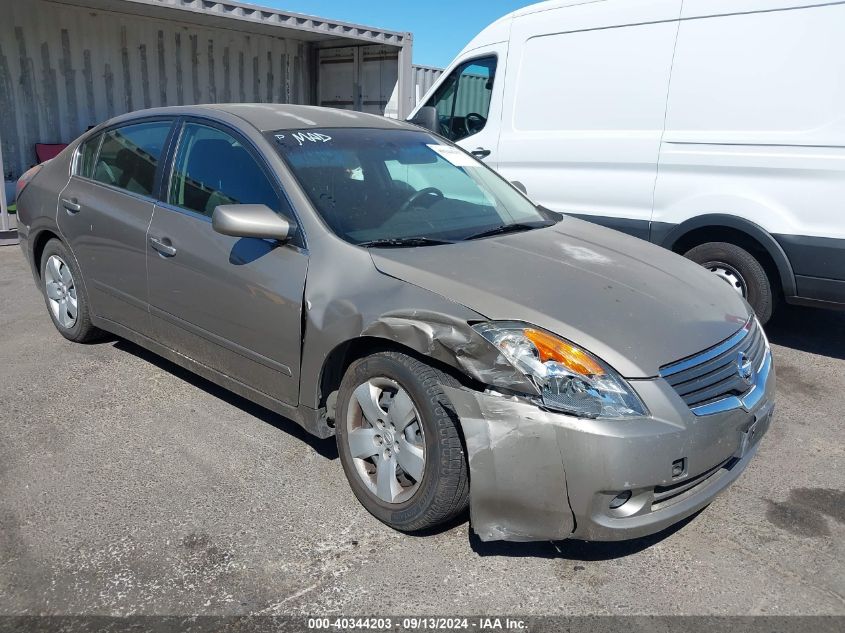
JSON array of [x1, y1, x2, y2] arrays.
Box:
[[104, 103, 416, 133]]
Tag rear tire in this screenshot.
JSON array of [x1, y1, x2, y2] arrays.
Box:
[[684, 241, 774, 324], [335, 351, 469, 532], [40, 239, 102, 342]]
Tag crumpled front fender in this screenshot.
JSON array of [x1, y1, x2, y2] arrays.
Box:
[[362, 311, 538, 395]]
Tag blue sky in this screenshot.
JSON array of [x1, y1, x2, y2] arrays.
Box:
[[261, 1, 535, 68]]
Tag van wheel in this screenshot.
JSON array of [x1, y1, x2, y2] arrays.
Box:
[[684, 241, 773, 324], [40, 239, 102, 342], [335, 351, 469, 532]]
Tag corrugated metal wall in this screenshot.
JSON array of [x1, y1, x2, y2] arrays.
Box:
[[413, 65, 442, 104], [410, 67, 488, 115], [454, 74, 490, 116], [0, 0, 313, 180]]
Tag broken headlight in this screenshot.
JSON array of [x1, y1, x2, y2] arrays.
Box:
[[473, 322, 648, 419]]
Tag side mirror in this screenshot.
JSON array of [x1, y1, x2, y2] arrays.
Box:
[[407, 106, 438, 133], [212, 204, 293, 242], [511, 180, 528, 195]]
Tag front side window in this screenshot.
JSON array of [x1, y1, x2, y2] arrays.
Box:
[[271, 128, 551, 245], [169, 123, 280, 217], [424, 56, 497, 142], [92, 121, 172, 196]]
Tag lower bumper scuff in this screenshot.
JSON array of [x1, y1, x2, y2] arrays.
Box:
[[442, 386, 575, 542]]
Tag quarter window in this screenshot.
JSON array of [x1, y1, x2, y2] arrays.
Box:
[[76, 135, 100, 179], [92, 121, 172, 196], [424, 56, 497, 142], [168, 123, 280, 217]]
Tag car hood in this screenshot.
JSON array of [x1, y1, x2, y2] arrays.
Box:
[[369, 218, 752, 378]]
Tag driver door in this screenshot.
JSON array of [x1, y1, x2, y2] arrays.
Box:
[[421, 44, 506, 167]]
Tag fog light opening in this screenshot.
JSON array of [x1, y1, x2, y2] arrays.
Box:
[[609, 490, 632, 510]]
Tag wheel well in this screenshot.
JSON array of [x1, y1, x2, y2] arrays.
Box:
[[670, 226, 782, 297], [317, 336, 480, 419], [32, 230, 61, 278]]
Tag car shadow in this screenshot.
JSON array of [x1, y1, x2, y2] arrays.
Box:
[[468, 511, 701, 560], [765, 304, 845, 360], [112, 339, 339, 461]]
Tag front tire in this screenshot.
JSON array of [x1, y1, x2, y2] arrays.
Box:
[[684, 241, 774, 324], [335, 351, 469, 532], [40, 239, 102, 342]]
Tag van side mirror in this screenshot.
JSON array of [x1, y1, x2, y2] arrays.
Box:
[[408, 106, 438, 133], [212, 204, 294, 242]]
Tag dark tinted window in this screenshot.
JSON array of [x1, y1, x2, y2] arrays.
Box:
[[93, 121, 172, 196], [424, 56, 497, 142], [169, 123, 280, 217], [76, 135, 100, 178]]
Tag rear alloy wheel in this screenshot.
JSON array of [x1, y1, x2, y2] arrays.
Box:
[[44, 254, 78, 329], [40, 239, 102, 342], [336, 351, 469, 532], [684, 241, 774, 324]]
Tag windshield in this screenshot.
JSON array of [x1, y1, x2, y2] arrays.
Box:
[[270, 128, 552, 245]]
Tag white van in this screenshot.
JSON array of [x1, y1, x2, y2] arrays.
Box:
[[408, 0, 845, 324]]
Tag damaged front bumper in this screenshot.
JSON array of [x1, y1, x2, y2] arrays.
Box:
[[442, 358, 775, 543]]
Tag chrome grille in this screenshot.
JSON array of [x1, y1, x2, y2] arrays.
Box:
[[660, 319, 767, 410]]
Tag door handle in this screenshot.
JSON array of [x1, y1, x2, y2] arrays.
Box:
[[471, 148, 491, 159], [61, 198, 81, 213], [149, 236, 177, 257]]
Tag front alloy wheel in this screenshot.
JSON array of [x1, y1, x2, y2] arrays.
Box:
[[346, 377, 426, 504], [336, 351, 469, 532]]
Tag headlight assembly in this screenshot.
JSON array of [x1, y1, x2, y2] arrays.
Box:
[[473, 322, 648, 419]]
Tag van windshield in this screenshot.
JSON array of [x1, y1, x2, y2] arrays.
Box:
[[270, 128, 552, 246]]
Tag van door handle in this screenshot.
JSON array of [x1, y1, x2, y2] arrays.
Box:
[[149, 236, 177, 257], [61, 198, 81, 213], [471, 148, 491, 159]]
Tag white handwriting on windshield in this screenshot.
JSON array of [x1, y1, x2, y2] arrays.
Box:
[[291, 132, 332, 146]]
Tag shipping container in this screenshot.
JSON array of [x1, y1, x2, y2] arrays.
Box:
[[0, 0, 414, 244]]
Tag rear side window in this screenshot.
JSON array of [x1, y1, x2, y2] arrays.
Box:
[[168, 123, 281, 217], [76, 135, 100, 178], [93, 121, 172, 196]]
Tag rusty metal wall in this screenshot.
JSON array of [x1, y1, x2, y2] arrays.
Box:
[[0, 0, 314, 180]]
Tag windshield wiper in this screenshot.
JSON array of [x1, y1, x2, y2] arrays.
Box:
[[462, 221, 554, 241], [356, 236, 455, 248]]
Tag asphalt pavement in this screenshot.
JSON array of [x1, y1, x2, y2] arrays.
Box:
[[1, 246, 843, 616]]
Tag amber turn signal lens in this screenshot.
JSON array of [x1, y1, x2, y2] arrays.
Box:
[[524, 328, 605, 376]]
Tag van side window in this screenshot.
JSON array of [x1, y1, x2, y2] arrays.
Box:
[[76, 135, 101, 179], [93, 121, 172, 196], [424, 56, 497, 142], [168, 123, 281, 217]]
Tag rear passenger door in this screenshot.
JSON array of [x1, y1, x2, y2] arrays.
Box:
[[57, 119, 175, 336], [496, 0, 682, 239], [146, 119, 307, 406]]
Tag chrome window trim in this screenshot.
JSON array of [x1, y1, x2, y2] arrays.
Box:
[[70, 174, 160, 206], [690, 348, 772, 416]]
